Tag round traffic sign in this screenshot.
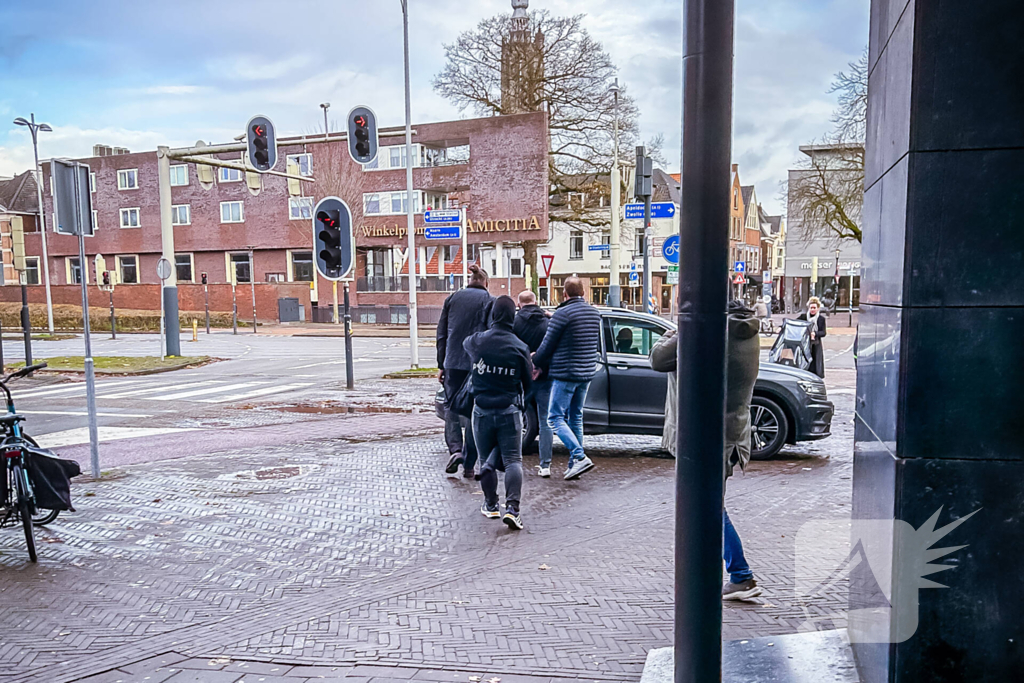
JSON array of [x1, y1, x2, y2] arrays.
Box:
[[662, 235, 680, 264], [156, 257, 172, 281]]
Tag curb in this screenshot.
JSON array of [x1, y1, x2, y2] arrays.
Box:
[[23, 356, 217, 376]]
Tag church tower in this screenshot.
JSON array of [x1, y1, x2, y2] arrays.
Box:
[[500, 0, 545, 114]]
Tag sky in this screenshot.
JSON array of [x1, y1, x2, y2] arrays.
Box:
[[0, 0, 868, 215]]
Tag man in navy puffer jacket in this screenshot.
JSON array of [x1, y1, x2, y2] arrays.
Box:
[[532, 277, 601, 480]]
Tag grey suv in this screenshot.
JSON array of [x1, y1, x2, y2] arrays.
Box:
[[436, 308, 833, 459]]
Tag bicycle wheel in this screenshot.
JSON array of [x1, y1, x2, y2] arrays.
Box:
[[21, 436, 59, 526], [12, 464, 37, 563]]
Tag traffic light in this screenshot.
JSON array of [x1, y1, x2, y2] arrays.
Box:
[[347, 106, 378, 165], [201, 272, 208, 286], [102, 271, 111, 287], [634, 146, 653, 199], [246, 115, 277, 172], [10, 216, 25, 272], [312, 196, 353, 280]]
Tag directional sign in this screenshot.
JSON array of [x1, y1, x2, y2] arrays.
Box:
[[662, 235, 680, 265], [425, 225, 461, 240], [666, 269, 679, 285], [588, 244, 610, 252], [540, 254, 555, 278], [424, 209, 461, 224], [624, 202, 676, 220], [734, 261, 746, 273], [629, 261, 639, 284]]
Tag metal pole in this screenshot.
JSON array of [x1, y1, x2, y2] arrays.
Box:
[[232, 283, 238, 335], [204, 284, 210, 334], [156, 147, 181, 356], [401, 0, 419, 368], [461, 207, 468, 289], [73, 162, 101, 479], [849, 272, 854, 327], [109, 289, 116, 339], [344, 281, 354, 390], [249, 249, 257, 333], [609, 81, 621, 308], [159, 281, 166, 360], [0, 321, 5, 370], [20, 281, 32, 366], [643, 193, 652, 312], [675, 0, 734, 680], [28, 116, 55, 334], [333, 281, 340, 324]]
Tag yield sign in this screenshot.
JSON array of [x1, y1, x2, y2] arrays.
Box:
[[540, 254, 555, 278]]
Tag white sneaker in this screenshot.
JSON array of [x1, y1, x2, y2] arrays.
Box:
[[563, 456, 595, 480], [536, 466, 551, 478]]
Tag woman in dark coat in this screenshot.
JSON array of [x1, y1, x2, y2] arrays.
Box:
[[797, 296, 827, 377]]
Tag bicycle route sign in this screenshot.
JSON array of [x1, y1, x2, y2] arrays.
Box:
[[662, 235, 680, 264]]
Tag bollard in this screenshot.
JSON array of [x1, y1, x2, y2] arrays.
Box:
[[192, 319, 198, 342]]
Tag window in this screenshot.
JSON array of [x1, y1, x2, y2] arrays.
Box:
[[389, 146, 406, 169], [171, 204, 191, 226], [117, 168, 138, 190], [510, 258, 523, 276], [89, 173, 96, 192], [175, 254, 193, 283], [363, 193, 381, 215], [466, 243, 479, 264], [24, 257, 39, 286], [363, 191, 422, 216], [423, 192, 449, 211], [266, 273, 285, 282], [290, 251, 314, 281], [389, 190, 420, 215], [219, 166, 242, 182], [289, 197, 313, 220], [169, 165, 188, 186], [118, 255, 138, 284], [68, 257, 83, 285], [569, 230, 584, 260], [92, 209, 99, 232], [606, 317, 666, 357], [220, 201, 244, 223], [230, 253, 251, 283], [120, 207, 140, 228], [444, 245, 458, 264], [600, 232, 611, 260], [286, 153, 313, 176]]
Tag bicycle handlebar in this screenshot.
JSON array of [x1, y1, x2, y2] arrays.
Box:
[[3, 363, 48, 383]]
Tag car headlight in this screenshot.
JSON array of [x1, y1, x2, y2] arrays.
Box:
[[798, 380, 828, 401]]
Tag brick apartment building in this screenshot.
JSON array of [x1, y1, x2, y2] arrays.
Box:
[[5, 111, 548, 323]]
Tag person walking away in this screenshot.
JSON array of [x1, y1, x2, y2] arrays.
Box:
[[437, 264, 493, 478], [532, 277, 602, 480], [649, 300, 764, 600], [797, 296, 827, 378], [463, 296, 533, 529], [514, 290, 553, 477]]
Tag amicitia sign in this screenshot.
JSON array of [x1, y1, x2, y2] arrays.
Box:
[[360, 216, 543, 240]]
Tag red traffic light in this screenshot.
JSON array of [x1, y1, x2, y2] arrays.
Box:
[[354, 115, 367, 127], [317, 211, 338, 228], [252, 124, 265, 137]]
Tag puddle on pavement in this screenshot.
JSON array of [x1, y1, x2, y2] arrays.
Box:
[[224, 464, 320, 481], [272, 403, 419, 415]]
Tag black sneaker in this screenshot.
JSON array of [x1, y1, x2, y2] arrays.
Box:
[[480, 502, 500, 519], [722, 579, 763, 601], [502, 506, 524, 530], [445, 452, 463, 474], [463, 467, 476, 480]]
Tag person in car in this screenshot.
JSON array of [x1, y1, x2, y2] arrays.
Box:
[[615, 328, 639, 354], [464, 296, 533, 530], [533, 277, 602, 481], [514, 290, 554, 478], [797, 296, 827, 378], [437, 264, 493, 478]]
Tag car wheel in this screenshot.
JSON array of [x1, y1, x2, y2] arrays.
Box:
[[522, 405, 539, 453], [750, 396, 788, 460]]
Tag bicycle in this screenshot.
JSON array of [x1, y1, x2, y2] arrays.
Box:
[[0, 363, 49, 562]]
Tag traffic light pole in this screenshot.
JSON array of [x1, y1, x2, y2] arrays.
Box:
[[108, 289, 116, 340], [20, 279, 32, 366], [204, 283, 210, 334], [157, 147, 181, 357], [643, 194, 652, 314], [402, 0, 419, 369], [344, 281, 354, 390]]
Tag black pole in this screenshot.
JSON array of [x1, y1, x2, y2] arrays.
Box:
[[343, 281, 354, 390], [109, 289, 116, 340], [643, 194, 652, 313], [20, 282, 32, 366], [232, 287, 238, 335], [675, 0, 734, 681], [0, 320, 5, 371], [204, 285, 211, 334]]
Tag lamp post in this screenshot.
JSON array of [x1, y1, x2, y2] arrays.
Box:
[[320, 102, 330, 137], [400, 0, 419, 368], [13, 114, 55, 333], [608, 79, 622, 308]]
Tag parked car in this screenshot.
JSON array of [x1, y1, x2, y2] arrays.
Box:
[[435, 308, 833, 460]]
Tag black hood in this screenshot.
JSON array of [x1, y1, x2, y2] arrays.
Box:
[[490, 295, 516, 330]]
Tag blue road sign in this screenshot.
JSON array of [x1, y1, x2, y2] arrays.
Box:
[[588, 244, 610, 252], [624, 202, 676, 220], [424, 209, 461, 224], [662, 235, 680, 264], [734, 261, 746, 273], [425, 225, 461, 240]]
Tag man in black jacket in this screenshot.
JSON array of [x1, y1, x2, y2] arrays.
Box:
[[464, 296, 533, 529], [514, 290, 554, 477], [437, 264, 493, 477], [533, 277, 602, 480]]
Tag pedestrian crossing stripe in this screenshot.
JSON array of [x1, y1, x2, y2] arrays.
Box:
[[14, 379, 315, 404], [198, 383, 314, 403]]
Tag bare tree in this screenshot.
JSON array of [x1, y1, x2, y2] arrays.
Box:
[[788, 51, 868, 244]]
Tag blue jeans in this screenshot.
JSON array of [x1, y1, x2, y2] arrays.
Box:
[[473, 406, 524, 509], [547, 379, 589, 464], [531, 379, 554, 468], [723, 508, 753, 584]]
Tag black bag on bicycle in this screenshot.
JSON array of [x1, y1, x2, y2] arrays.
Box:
[[23, 445, 80, 512]]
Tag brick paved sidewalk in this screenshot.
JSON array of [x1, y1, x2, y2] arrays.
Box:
[[0, 374, 855, 683]]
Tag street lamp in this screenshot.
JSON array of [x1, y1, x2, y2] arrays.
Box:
[[608, 79, 622, 308], [400, 0, 419, 368], [319, 102, 330, 136], [13, 114, 55, 333]]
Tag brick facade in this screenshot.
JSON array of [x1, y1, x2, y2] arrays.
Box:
[[18, 112, 549, 321]]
